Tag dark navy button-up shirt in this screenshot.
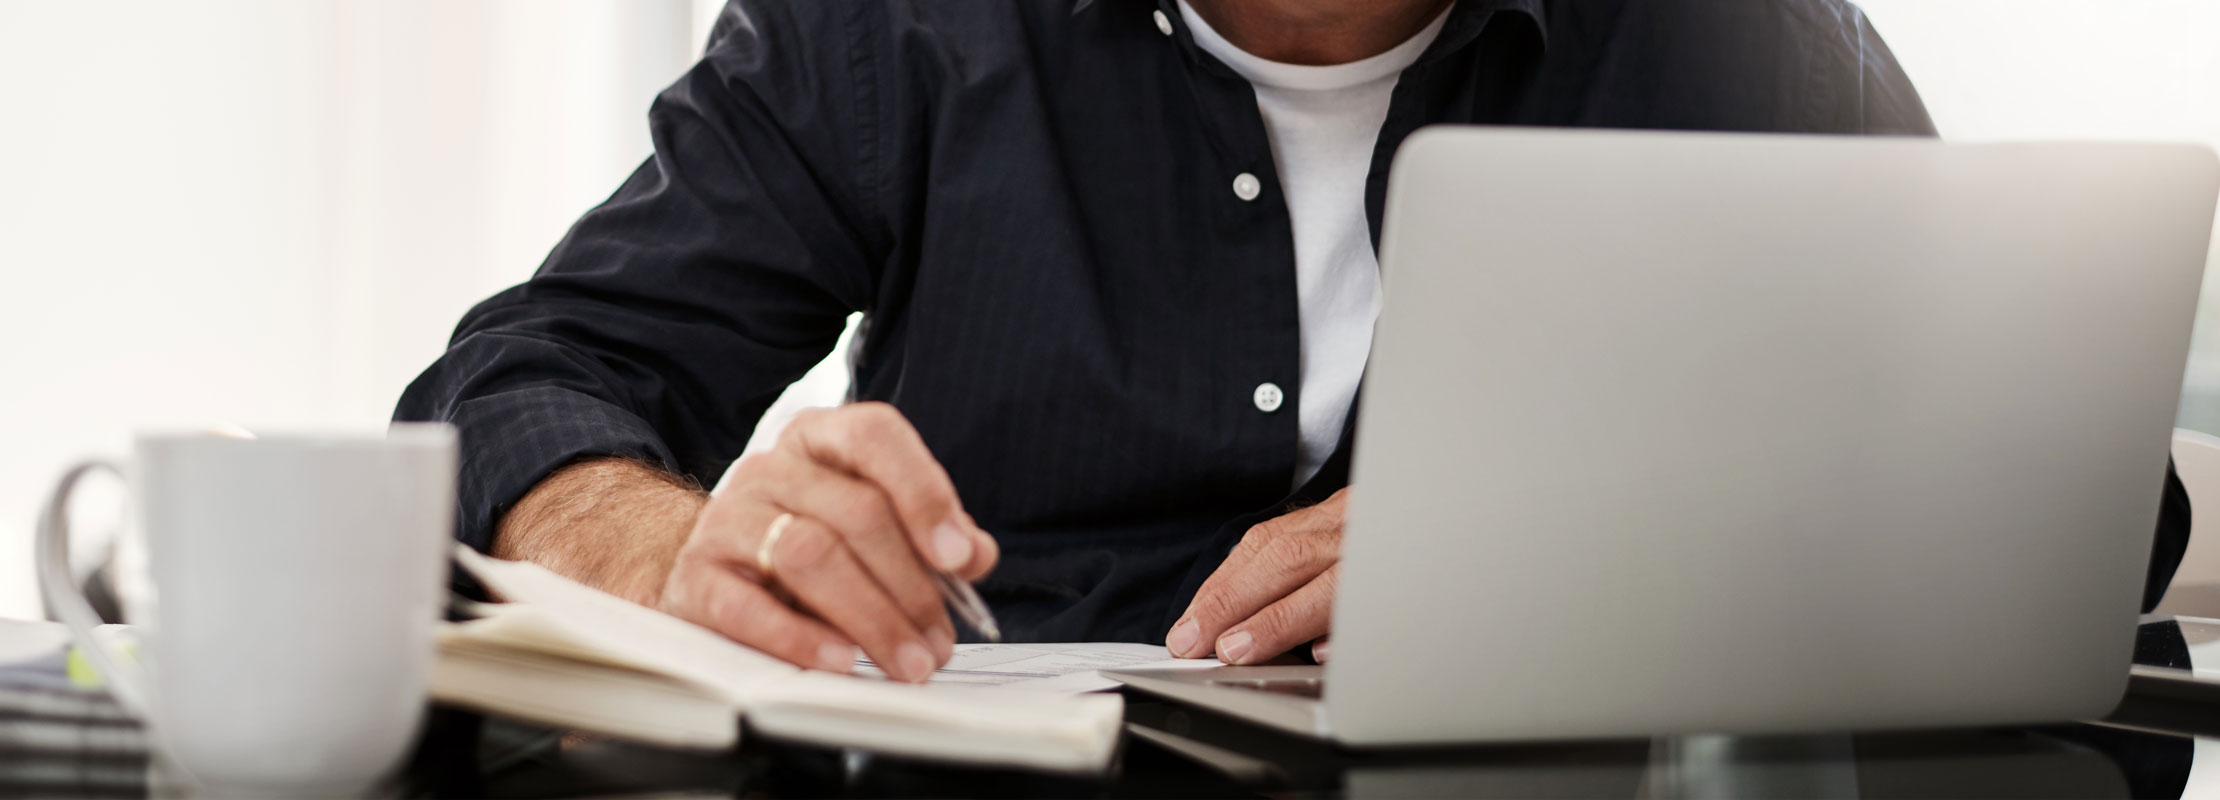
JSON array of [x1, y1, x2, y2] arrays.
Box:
[[397, 0, 2188, 642]]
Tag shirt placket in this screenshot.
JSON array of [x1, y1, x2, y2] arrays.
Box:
[[1150, 0, 1306, 487]]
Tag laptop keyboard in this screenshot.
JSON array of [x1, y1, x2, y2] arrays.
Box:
[[1207, 677, 1324, 699]]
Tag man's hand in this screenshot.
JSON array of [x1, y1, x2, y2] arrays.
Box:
[[660, 403, 998, 683], [1166, 488, 1348, 665]]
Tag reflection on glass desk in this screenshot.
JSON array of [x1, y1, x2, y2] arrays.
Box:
[[399, 703, 2220, 800], [3, 617, 2217, 799], [1121, 702, 2214, 799]]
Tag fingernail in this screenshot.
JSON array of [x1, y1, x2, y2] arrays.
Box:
[[928, 623, 955, 661], [818, 643, 857, 674], [1218, 631, 1254, 664], [1166, 618, 1199, 656], [1311, 639, 1331, 664], [932, 521, 973, 571], [896, 642, 936, 683]]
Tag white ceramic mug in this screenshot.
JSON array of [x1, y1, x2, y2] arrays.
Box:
[[36, 427, 456, 796]]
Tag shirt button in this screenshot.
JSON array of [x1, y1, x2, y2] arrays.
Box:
[[1232, 172, 1261, 202], [1153, 9, 1173, 36], [1253, 382, 1285, 414]]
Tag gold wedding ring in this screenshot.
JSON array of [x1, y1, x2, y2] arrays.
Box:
[[757, 512, 797, 578]]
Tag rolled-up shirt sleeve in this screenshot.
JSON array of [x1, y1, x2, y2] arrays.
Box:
[[395, 1, 883, 551], [1850, 8, 1934, 136]]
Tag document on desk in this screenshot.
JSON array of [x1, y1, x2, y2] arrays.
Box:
[[440, 549, 1129, 772], [856, 642, 1221, 693]]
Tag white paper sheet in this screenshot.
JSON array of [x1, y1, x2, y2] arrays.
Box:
[[856, 642, 1222, 693]]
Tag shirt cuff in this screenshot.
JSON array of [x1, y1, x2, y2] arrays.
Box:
[[437, 385, 677, 552]]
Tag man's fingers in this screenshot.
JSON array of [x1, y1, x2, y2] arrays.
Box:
[[1167, 516, 1336, 657], [738, 450, 952, 654], [953, 509, 999, 577], [785, 403, 996, 578], [1311, 637, 1331, 664], [766, 515, 940, 683], [661, 559, 856, 674], [1215, 566, 1338, 665], [679, 402, 998, 677]]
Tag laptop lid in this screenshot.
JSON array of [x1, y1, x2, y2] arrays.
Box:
[[1329, 128, 2219, 746]]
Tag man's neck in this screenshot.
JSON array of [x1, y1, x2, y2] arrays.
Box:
[[1183, 0, 1455, 66]]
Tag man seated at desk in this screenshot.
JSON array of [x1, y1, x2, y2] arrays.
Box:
[[397, 0, 2191, 684]]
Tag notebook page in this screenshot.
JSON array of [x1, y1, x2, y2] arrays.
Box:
[[754, 671, 1124, 772], [451, 547, 798, 704], [450, 548, 1128, 771], [855, 642, 1221, 692]]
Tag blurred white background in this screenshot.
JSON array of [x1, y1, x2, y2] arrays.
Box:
[[2, 1, 2217, 619]]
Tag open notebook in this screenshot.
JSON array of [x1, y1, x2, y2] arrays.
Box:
[[433, 548, 1124, 773]]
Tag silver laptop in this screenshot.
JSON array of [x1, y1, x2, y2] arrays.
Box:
[[1107, 128, 2220, 746]]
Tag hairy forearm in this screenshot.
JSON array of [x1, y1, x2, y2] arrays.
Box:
[[492, 458, 706, 607]]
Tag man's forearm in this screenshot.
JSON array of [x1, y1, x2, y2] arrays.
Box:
[[493, 458, 707, 607]]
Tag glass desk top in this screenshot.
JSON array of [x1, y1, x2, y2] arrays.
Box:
[[3, 616, 2216, 798]]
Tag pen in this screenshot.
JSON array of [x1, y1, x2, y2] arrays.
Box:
[[932, 569, 1001, 642]]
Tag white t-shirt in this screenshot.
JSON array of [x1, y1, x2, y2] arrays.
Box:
[[1179, 1, 1450, 487]]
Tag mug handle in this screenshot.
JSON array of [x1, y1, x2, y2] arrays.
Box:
[[36, 460, 154, 718]]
